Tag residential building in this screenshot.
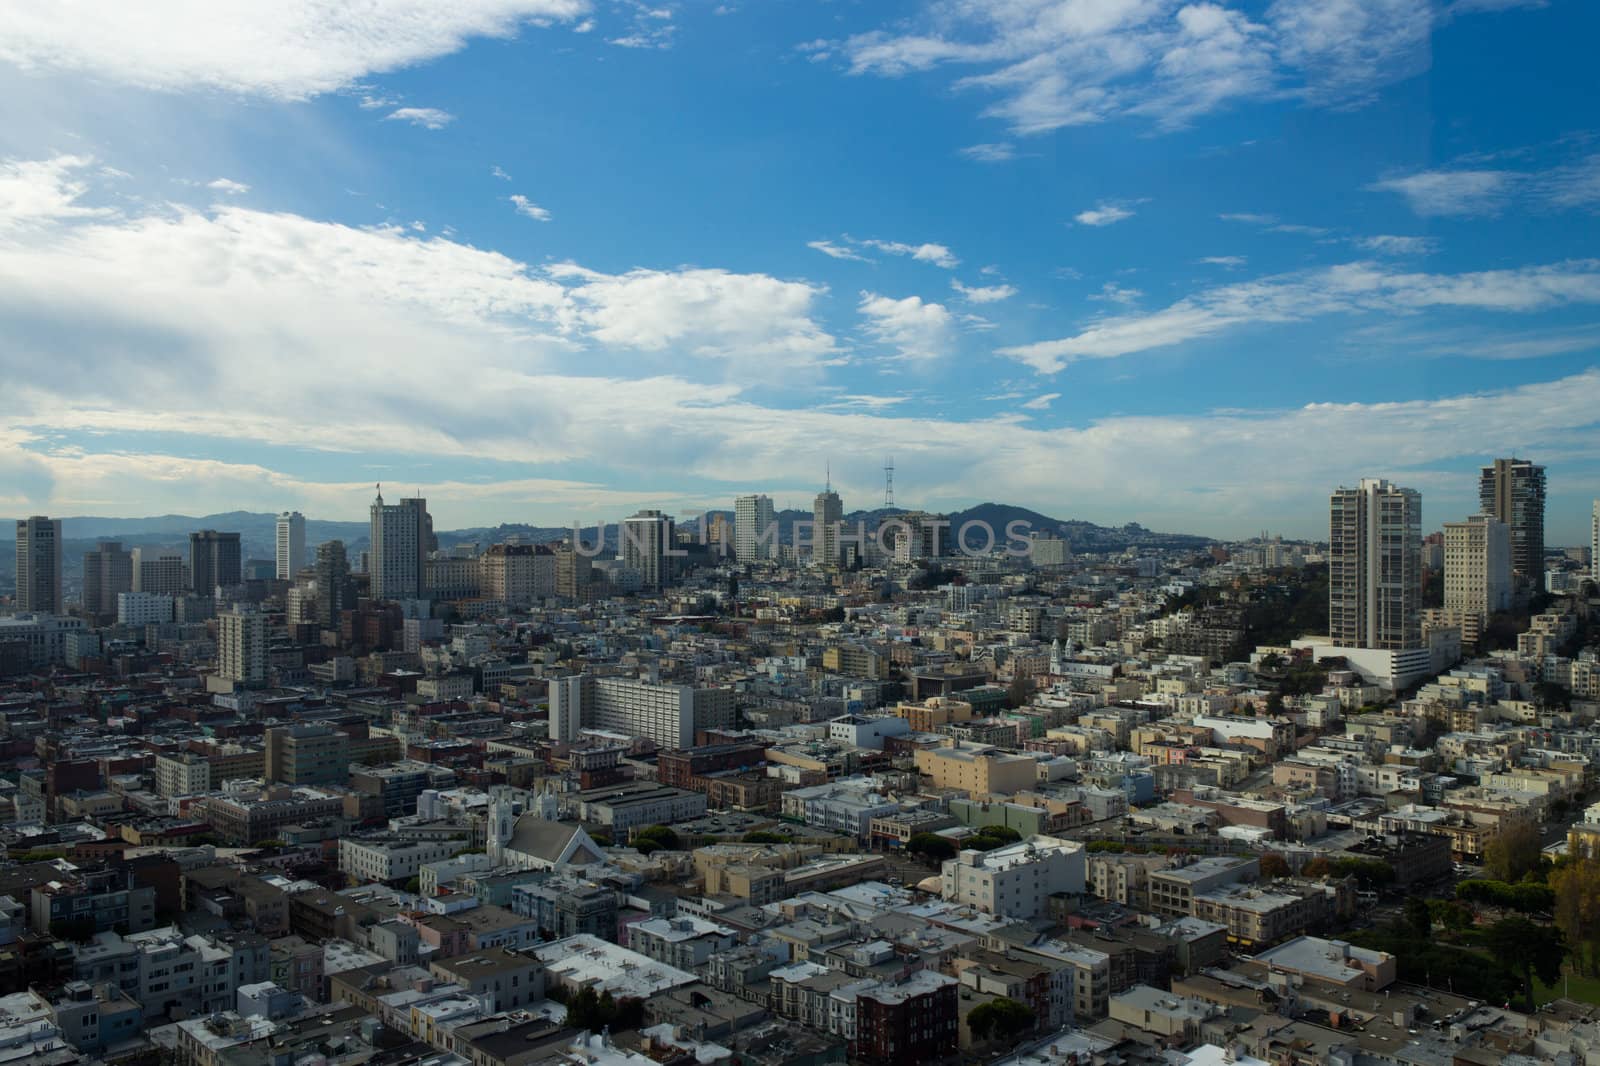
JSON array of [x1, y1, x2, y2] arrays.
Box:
[[627, 915, 738, 970], [275, 512, 305, 581], [339, 837, 460, 884], [117, 592, 174, 626], [217, 608, 268, 684], [313, 538, 351, 626], [264, 723, 349, 785], [155, 753, 212, 798], [621, 509, 676, 591], [1479, 457, 1545, 585], [15, 516, 63, 614], [370, 489, 430, 600], [429, 949, 546, 1013], [735, 494, 777, 561], [1328, 478, 1421, 649], [1442, 513, 1510, 647], [939, 837, 1087, 918], [550, 674, 735, 749], [915, 744, 1037, 796]]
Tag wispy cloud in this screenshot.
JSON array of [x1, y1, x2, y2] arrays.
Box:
[[491, 165, 513, 181], [859, 238, 959, 268], [1355, 234, 1436, 255], [385, 107, 455, 129], [1074, 202, 1136, 227], [509, 194, 551, 221], [1370, 154, 1600, 216], [206, 178, 250, 195], [998, 258, 1600, 373], [952, 279, 1017, 303], [1198, 255, 1247, 268], [1020, 392, 1059, 410], [960, 142, 1017, 163], [807, 239, 871, 263]]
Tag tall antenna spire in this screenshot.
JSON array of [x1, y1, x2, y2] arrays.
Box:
[[825, 460, 831, 494], [884, 455, 894, 508]]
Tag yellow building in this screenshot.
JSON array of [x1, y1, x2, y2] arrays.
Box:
[[894, 697, 974, 733]]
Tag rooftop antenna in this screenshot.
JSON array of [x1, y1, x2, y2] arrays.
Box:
[[825, 460, 831, 494], [884, 455, 895, 508]]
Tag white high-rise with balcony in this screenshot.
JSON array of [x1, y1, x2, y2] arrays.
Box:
[[1329, 478, 1421, 650], [276, 511, 306, 580]]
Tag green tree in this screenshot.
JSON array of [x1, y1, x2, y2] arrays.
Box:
[[633, 825, 681, 850], [742, 831, 790, 844], [1403, 896, 1432, 939], [1484, 822, 1543, 884], [1551, 858, 1600, 975], [907, 833, 956, 862], [968, 997, 1036, 1042], [1007, 671, 1033, 709], [1483, 917, 1565, 1011], [1258, 853, 1290, 879]]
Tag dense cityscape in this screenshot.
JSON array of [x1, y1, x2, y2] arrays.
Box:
[[4, 1, 1600, 1065], [0, 460, 1595, 1066]]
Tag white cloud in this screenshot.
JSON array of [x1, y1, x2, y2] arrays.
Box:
[[859, 238, 959, 268], [1219, 211, 1277, 224], [1075, 202, 1136, 227], [952, 279, 1018, 303], [207, 178, 250, 195], [1090, 282, 1143, 305], [1368, 168, 1513, 216], [0, 155, 113, 231], [0, 1, 591, 99], [960, 142, 1017, 162], [386, 107, 456, 129], [509, 194, 551, 221], [549, 263, 836, 363], [858, 291, 954, 360], [807, 239, 871, 262], [1371, 154, 1600, 216], [1198, 255, 1247, 267], [1020, 392, 1059, 410], [998, 258, 1600, 372], [491, 165, 513, 181], [1355, 234, 1436, 254], [833, 0, 1526, 135]]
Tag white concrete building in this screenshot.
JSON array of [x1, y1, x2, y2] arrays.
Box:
[[218, 608, 268, 684], [154, 753, 211, 798], [549, 675, 734, 749], [1328, 478, 1421, 650], [117, 592, 174, 626], [339, 837, 460, 884], [626, 915, 738, 970], [275, 512, 305, 581], [370, 490, 430, 600], [941, 836, 1086, 919], [734, 494, 777, 561]]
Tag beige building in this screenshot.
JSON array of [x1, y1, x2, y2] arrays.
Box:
[[915, 744, 1037, 795], [218, 608, 268, 684]]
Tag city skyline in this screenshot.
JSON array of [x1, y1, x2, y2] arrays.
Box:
[[2, 2, 1600, 538]]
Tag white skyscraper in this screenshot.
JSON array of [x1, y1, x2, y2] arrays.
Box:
[[1593, 500, 1599, 583], [734, 494, 776, 561], [1329, 478, 1422, 650], [14, 517, 63, 615], [370, 489, 430, 600], [276, 511, 306, 581], [1444, 515, 1511, 616]]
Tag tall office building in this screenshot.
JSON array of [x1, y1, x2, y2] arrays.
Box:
[[1329, 478, 1422, 650], [189, 530, 242, 597], [734, 494, 776, 561], [621, 510, 675, 591], [275, 512, 306, 581], [813, 479, 843, 569], [314, 539, 351, 627], [1478, 458, 1545, 585], [132, 548, 188, 595], [369, 489, 429, 600], [14, 517, 63, 614], [81, 541, 133, 618], [217, 608, 267, 684]]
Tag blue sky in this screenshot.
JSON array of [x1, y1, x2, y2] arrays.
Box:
[[1, 0, 1598, 540]]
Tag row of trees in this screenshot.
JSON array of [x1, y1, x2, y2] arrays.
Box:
[[1354, 909, 1563, 1011], [907, 825, 1022, 862]]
